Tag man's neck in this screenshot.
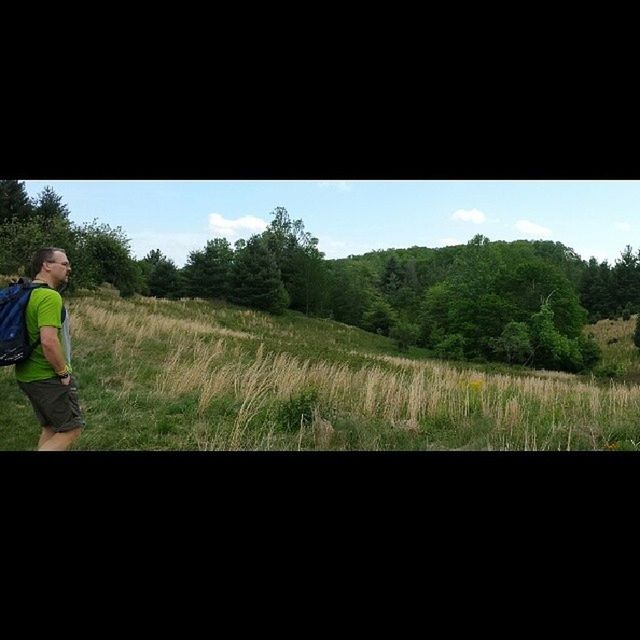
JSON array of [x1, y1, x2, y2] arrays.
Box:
[[33, 274, 55, 288]]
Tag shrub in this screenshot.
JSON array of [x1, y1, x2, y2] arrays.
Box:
[[594, 363, 627, 378], [434, 334, 466, 360], [389, 321, 419, 351], [276, 388, 319, 431], [577, 334, 601, 370], [362, 300, 398, 336], [529, 303, 585, 372]]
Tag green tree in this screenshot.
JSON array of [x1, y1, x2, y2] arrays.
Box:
[[0, 180, 33, 223], [32, 186, 70, 225], [140, 249, 182, 298], [327, 261, 378, 327], [362, 299, 398, 336], [230, 236, 289, 314], [0, 215, 75, 276], [529, 303, 584, 372], [529, 303, 563, 368], [489, 322, 533, 364], [613, 245, 639, 311], [501, 257, 586, 338], [577, 334, 601, 370], [0, 185, 76, 281], [261, 206, 327, 315], [182, 238, 233, 299], [468, 233, 490, 247], [287, 238, 327, 315], [73, 221, 141, 295], [389, 320, 419, 351], [434, 334, 466, 360], [580, 257, 614, 320], [418, 281, 452, 347], [398, 260, 420, 308], [529, 239, 585, 290], [381, 254, 403, 297]]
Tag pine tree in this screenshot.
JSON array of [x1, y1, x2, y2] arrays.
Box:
[[139, 249, 181, 298], [327, 261, 377, 327], [183, 238, 233, 299], [0, 180, 33, 223], [33, 186, 70, 224], [230, 236, 289, 314], [362, 299, 398, 336], [613, 245, 638, 311], [381, 255, 403, 295]]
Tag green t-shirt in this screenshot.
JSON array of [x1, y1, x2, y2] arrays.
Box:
[[15, 288, 72, 383]]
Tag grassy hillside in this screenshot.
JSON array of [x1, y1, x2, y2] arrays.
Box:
[[587, 315, 640, 383], [3, 291, 640, 451]]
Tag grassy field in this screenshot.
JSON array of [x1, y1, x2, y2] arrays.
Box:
[[3, 289, 640, 451]]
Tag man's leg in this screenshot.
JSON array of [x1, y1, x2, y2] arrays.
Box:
[[21, 378, 85, 451], [38, 426, 56, 449], [37, 427, 83, 451]]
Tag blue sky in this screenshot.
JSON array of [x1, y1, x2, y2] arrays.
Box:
[[21, 180, 640, 267]]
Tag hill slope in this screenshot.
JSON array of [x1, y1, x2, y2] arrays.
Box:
[[2, 292, 640, 451]]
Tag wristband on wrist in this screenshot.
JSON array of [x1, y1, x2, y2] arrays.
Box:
[[56, 368, 70, 378]]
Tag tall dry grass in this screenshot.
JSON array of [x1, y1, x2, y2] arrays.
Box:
[[59, 293, 640, 451], [153, 333, 640, 449]]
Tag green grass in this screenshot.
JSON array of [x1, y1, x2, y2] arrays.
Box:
[[3, 290, 640, 451]]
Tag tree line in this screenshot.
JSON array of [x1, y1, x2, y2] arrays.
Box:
[[3, 179, 639, 373], [0, 182, 325, 315]]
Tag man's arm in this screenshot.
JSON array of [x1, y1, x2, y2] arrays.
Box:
[[40, 326, 71, 385]]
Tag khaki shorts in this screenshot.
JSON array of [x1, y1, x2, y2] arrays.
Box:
[[18, 377, 85, 432]]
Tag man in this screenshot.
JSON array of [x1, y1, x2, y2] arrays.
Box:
[[16, 247, 85, 451]]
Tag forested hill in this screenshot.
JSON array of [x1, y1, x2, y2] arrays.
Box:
[[331, 235, 635, 330], [322, 235, 602, 372], [335, 238, 584, 289]]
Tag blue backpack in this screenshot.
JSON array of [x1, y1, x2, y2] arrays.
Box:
[[0, 280, 49, 366]]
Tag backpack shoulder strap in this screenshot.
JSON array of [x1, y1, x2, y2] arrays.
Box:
[[21, 283, 65, 349]]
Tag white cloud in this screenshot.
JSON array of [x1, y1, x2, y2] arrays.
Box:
[[318, 238, 394, 259], [451, 208, 487, 224], [317, 181, 351, 191], [515, 219, 552, 238], [128, 213, 269, 266], [574, 248, 616, 264], [208, 213, 268, 238], [615, 222, 631, 231], [434, 237, 462, 247], [128, 231, 212, 266], [316, 236, 347, 259]]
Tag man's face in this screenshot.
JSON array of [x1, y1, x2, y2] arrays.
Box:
[[46, 251, 71, 287]]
